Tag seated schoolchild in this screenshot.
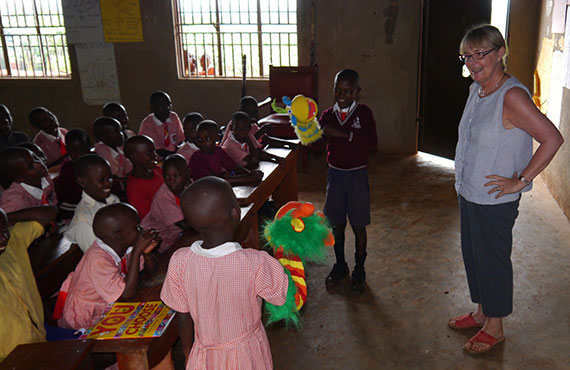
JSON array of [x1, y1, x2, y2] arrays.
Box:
[[0, 147, 56, 213], [102, 102, 135, 139], [221, 111, 285, 170], [124, 135, 163, 219], [177, 112, 203, 164], [0, 104, 30, 150], [63, 154, 120, 253], [0, 205, 58, 362], [189, 120, 263, 186], [138, 91, 184, 157], [141, 154, 194, 254], [18, 142, 48, 167], [160, 177, 288, 369], [93, 117, 132, 198], [55, 129, 91, 220], [57, 203, 159, 330], [29, 107, 68, 167]]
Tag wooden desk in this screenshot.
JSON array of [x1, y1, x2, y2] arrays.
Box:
[[0, 339, 95, 370], [232, 148, 298, 249]]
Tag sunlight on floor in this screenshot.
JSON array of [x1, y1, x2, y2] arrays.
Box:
[[417, 151, 455, 169]]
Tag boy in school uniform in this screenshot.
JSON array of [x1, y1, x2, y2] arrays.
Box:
[[63, 154, 119, 253], [189, 120, 263, 186], [102, 102, 135, 139], [320, 69, 377, 292], [141, 154, 194, 253], [29, 107, 68, 167], [0, 147, 56, 213], [93, 117, 132, 178], [0, 104, 30, 150], [124, 135, 163, 219], [138, 91, 184, 156], [0, 205, 58, 362], [177, 112, 203, 164], [55, 129, 92, 220], [160, 177, 289, 369]]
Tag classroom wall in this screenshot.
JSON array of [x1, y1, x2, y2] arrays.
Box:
[[531, 0, 570, 219], [0, 0, 420, 156]]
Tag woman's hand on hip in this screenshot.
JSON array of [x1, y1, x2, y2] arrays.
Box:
[[484, 172, 526, 198]]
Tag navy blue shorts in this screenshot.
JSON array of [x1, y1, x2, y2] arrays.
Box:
[[324, 167, 371, 228]]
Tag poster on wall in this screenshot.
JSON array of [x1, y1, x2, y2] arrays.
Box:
[[61, 0, 105, 44], [534, 37, 554, 114], [100, 0, 144, 42], [75, 43, 121, 105]]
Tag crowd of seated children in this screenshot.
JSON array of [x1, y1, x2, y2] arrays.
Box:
[[139, 91, 184, 157], [124, 135, 163, 219], [93, 116, 132, 198], [0, 104, 30, 150], [141, 154, 194, 254], [102, 102, 135, 139], [55, 129, 92, 220], [161, 177, 289, 369], [189, 120, 263, 186], [56, 203, 158, 330], [63, 154, 120, 253], [29, 107, 68, 167], [0, 205, 61, 362], [177, 112, 202, 164], [0, 147, 56, 213]]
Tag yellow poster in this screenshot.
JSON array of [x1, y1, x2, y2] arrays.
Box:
[[100, 0, 143, 42], [534, 37, 553, 113]]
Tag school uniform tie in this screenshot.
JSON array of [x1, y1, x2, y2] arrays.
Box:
[[163, 125, 170, 148], [41, 192, 49, 205], [58, 138, 67, 156], [340, 111, 347, 121]]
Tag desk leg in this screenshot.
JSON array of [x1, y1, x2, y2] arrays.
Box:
[[117, 350, 149, 370], [272, 163, 298, 208], [150, 349, 174, 370]]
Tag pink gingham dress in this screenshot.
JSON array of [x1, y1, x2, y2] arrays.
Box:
[[160, 241, 288, 370]]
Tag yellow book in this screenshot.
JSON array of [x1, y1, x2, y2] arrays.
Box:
[[80, 301, 175, 340]]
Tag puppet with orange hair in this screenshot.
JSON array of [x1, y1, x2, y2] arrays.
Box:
[[264, 201, 334, 328]]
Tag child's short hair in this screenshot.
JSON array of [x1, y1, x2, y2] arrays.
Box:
[[196, 120, 218, 135], [334, 69, 360, 88], [66, 128, 91, 146], [93, 202, 138, 241], [73, 154, 109, 178], [17, 142, 47, 164], [28, 107, 47, 126], [163, 153, 187, 171], [102, 102, 124, 117], [0, 147, 31, 180], [231, 111, 250, 129], [149, 91, 170, 106], [123, 135, 154, 159], [239, 96, 258, 110], [183, 112, 204, 126], [92, 116, 120, 141]]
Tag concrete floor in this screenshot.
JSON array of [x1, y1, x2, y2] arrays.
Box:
[[265, 153, 570, 370]]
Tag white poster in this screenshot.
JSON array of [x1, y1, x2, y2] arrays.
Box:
[[547, 50, 563, 127], [75, 43, 120, 105], [62, 0, 105, 44], [564, 5, 570, 88]]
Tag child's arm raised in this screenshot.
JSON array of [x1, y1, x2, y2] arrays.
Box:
[[119, 229, 160, 300]]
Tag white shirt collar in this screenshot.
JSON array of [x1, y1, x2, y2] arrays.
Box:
[[81, 190, 116, 207], [333, 100, 357, 114], [228, 132, 248, 150], [20, 177, 49, 200], [98, 142, 121, 159], [152, 113, 172, 127], [96, 238, 133, 266], [190, 240, 242, 258], [38, 129, 60, 141], [185, 141, 199, 150]]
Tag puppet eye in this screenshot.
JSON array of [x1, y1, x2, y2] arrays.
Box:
[[291, 217, 305, 232]]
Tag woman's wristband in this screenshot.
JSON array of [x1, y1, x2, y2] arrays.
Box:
[[518, 174, 531, 186]]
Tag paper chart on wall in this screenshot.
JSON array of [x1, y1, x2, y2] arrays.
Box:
[[100, 0, 144, 42], [61, 0, 105, 44], [534, 37, 553, 114], [75, 43, 121, 105]]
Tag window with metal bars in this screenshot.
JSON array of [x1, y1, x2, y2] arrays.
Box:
[[174, 0, 297, 79], [0, 0, 71, 78]]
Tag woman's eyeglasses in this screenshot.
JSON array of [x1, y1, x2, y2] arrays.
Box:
[[459, 48, 497, 63]]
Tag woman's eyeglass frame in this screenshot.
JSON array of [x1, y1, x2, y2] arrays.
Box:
[[459, 47, 497, 63]]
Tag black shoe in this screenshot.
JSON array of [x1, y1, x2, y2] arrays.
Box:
[[325, 262, 349, 285], [350, 269, 366, 292]]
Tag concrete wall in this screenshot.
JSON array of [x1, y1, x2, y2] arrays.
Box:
[[0, 0, 420, 156], [530, 0, 570, 219]]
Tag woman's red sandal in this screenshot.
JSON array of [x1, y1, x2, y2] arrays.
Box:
[[463, 330, 505, 354], [448, 312, 484, 329]]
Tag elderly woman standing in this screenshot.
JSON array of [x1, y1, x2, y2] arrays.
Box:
[[449, 24, 564, 354]]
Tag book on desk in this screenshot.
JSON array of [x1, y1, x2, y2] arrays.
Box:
[[80, 301, 175, 340]]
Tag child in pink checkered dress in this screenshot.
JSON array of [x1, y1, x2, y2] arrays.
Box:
[[161, 177, 289, 369]]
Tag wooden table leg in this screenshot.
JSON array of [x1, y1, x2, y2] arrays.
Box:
[[117, 350, 149, 370], [272, 161, 298, 207]]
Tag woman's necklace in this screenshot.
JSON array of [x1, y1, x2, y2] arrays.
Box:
[[478, 73, 506, 98]]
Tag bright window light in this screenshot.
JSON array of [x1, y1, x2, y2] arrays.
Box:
[[491, 0, 509, 40]]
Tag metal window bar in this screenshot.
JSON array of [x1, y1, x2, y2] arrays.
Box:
[[175, 0, 296, 79], [0, 0, 70, 78]]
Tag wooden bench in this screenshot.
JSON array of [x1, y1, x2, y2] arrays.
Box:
[[0, 339, 95, 370]]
